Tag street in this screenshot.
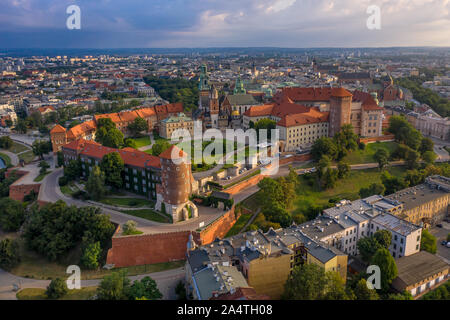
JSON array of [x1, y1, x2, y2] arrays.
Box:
[[430, 222, 450, 264]]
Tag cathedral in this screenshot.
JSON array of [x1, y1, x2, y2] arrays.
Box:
[[195, 64, 229, 130]]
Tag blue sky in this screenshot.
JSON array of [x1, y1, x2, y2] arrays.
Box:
[[0, 0, 449, 48]]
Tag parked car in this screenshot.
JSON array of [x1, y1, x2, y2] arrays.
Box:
[[441, 240, 448, 246], [447, 242, 450, 248], [436, 224, 443, 228]]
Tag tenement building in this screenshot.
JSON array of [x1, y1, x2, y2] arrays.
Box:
[[62, 140, 198, 223], [321, 195, 422, 259], [385, 175, 450, 226], [186, 226, 347, 300]]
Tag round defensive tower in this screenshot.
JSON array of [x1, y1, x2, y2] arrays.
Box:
[[329, 88, 353, 137]]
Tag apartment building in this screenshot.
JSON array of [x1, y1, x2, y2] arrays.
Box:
[[385, 175, 450, 226], [321, 195, 422, 259], [186, 226, 347, 300]]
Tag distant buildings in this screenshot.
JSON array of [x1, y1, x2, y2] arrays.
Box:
[[159, 112, 195, 139]]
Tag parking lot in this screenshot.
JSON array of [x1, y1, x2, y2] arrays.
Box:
[[430, 221, 450, 263]]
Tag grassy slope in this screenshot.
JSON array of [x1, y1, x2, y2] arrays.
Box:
[[17, 287, 98, 300]]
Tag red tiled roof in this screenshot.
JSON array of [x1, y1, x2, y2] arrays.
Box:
[[273, 87, 353, 103], [331, 87, 353, 98], [352, 90, 384, 111], [159, 145, 187, 160], [243, 104, 274, 117], [67, 120, 97, 139], [277, 108, 329, 127], [77, 142, 161, 169], [63, 139, 100, 151], [50, 124, 66, 134]]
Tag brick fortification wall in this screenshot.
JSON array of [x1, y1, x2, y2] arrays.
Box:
[[9, 183, 41, 202], [358, 134, 395, 144], [106, 207, 239, 268]]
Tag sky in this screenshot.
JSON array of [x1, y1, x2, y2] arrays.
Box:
[[0, 0, 449, 48]]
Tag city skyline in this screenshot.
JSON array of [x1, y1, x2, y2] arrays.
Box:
[[1, 0, 450, 48]]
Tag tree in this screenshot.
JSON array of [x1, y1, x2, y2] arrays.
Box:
[[371, 248, 398, 291], [64, 159, 82, 181], [381, 171, 408, 195], [419, 137, 434, 155], [422, 151, 437, 165], [317, 155, 331, 178], [282, 264, 348, 300], [311, 137, 337, 161], [127, 276, 163, 300], [175, 281, 187, 300], [405, 149, 420, 170], [56, 151, 64, 167], [337, 161, 350, 179], [374, 230, 392, 249], [353, 279, 379, 300], [321, 168, 338, 189], [387, 291, 414, 300], [254, 118, 276, 139], [0, 136, 13, 149], [32, 140, 52, 160], [278, 176, 296, 210], [122, 220, 138, 235], [151, 139, 172, 156], [97, 270, 131, 300], [0, 238, 20, 270], [124, 138, 137, 149], [46, 278, 68, 299], [282, 264, 327, 300], [95, 118, 124, 148], [23, 201, 114, 261], [357, 237, 381, 263], [420, 229, 437, 254], [359, 183, 385, 198], [38, 160, 50, 175], [374, 148, 389, 170], [128, 117, 148, 137], [100, 152, 124, 189], [86, 166, 106, 201], [14, 119, 28, 134], [80, 241, 101, 270], [0, 198, 26, 232], [257, 177, 285, 210]]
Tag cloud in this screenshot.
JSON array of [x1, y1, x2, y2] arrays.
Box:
[[0, 0, 449, 48]]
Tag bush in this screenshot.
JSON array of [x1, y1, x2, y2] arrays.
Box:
[[0, 198, 26, 232], [58, 176, 68, 187], [73, 190, 89, 200], [0, 238, 20, 270], [358, 142, 366, 150], [122, 220, 138, 235], [80, 241, 101, 270], [46, 278, 68, 299]]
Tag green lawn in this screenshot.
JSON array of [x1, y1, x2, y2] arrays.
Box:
[[0, 152, 12, 166], [9, 141, 30, 154], [225, 213, 253, 237], [34, 170, 52, 182], [17, 287, 98, 300], [60, 182, 79, 197], [343, 142, 398, 165], [129, 136, 152, 148], [119, 209, 171, 223], [98, 197, 154, 208], [290, 166, 407, 217], [18, 150, 36, 163]]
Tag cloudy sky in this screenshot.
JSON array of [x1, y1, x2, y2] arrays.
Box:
[[0, 0, 449, 48]]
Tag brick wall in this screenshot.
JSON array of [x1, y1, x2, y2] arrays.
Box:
[[358, 134, 395, 144], [225, 174, 266, 195], [106, 207, 239, 268], [10, 183, 41, 202]]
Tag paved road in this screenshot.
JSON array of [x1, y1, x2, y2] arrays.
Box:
[[430, 222, 450, 264], [38, 168, 226, 234], [0, 266, 185, 300], [0, 150, 19, 166]]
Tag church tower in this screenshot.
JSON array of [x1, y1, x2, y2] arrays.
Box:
[[233, 76, 246, 95], [209, 85, 219, 128], [198, 64, 211, 110]]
